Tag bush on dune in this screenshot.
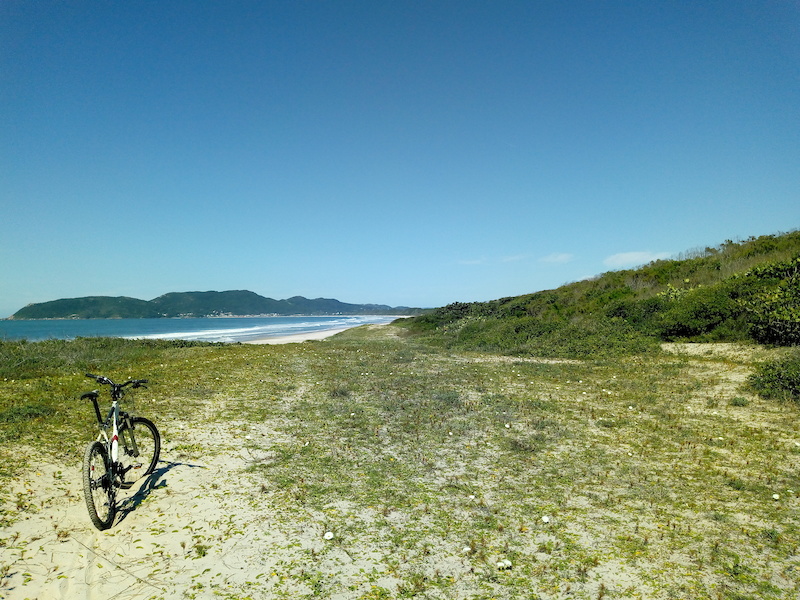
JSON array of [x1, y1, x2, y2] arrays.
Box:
[[749, 348, 800, 402], [399, 232, 800, 358]]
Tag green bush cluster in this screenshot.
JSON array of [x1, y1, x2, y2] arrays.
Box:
[[749, 349, 800, 402], [739, 257, 800, 346]]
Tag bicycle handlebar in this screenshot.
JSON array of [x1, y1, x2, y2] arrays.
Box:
[[85, 373, 148, 388]]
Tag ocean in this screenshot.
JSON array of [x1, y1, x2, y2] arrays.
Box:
[[0, 315, 400, 343]]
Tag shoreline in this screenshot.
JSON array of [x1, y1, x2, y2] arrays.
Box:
[[243, 327, 353, 345], [0, 316, 409, 344], [243, 317, 409, 345]]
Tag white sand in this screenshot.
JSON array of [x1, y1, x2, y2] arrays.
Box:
[[243, 327, 352, 344], [1, 424, 325, 599]]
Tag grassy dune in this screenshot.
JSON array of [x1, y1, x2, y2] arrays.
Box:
[[1, 327, 799, 599]]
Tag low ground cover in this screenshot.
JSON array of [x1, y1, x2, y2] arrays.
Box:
[[1, 328, 799, 599]]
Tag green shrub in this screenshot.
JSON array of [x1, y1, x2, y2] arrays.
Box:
[[657, 284, 742, 341], [748, 349, 800, 402], [738, 257, 800, 346], [606, 296, 668, 337]]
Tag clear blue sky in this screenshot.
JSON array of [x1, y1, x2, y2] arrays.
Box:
[[2, 1, 798, 317]]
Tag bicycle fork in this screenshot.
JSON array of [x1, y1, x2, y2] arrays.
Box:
[[117, 413, 145, 476]]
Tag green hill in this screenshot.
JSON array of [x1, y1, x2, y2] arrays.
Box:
[[10, 296, 160, 319], [399, 231, 800, 358], [10, 291, 422, 319]]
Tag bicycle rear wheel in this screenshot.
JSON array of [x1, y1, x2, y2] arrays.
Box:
[[82, 441, 116, 530], [118, 417, 161, 485]]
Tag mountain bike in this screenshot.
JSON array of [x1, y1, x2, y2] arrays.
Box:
[[81, 373, 161, 530]]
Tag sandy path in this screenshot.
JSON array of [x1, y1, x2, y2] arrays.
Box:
[[0, 419, 308, 600]]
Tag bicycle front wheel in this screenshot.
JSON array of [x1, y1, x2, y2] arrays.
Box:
[[118, 416, 161, 485], [83, 441, 115, 530]]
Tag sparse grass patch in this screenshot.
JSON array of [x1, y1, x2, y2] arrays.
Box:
[[1, 330, 799, 598]]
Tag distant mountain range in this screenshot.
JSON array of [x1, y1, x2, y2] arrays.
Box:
[[9, 290, 426, 319]]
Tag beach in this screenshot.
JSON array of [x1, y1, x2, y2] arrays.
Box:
[[0, 315, 401, 343], [243, 327, 351, 344], [244, 318, 409, 345]]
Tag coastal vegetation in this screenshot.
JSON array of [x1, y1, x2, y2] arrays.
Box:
[[2, 230, 799, 598], [398, 230, 800, 358], [9, 290, 424, 320], [1, 329, 799, 599]]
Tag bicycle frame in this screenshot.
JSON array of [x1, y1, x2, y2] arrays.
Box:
[[103, 400, 121, 461], [82, 379, 144, 480]]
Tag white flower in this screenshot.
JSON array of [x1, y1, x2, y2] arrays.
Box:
[[505, 423, 511, 428], [462, 546, 472, 554], [541, 516, 550, 523], [496, 558, 513, 570], [773, 494, 781, 501], [323, 531, 334, 540]]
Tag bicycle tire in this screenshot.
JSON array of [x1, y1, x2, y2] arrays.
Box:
[[118, 417, 161, 484], [83, 441, 116, 530]]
